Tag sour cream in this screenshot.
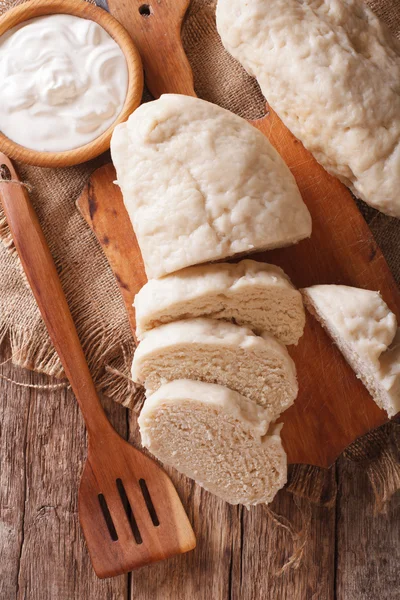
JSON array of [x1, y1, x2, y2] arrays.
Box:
[[0, 14, 129, 152]]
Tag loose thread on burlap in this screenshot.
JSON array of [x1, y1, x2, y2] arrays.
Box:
[[0, 163, 33, 192], [104, 363, 145, 411], [0, 373, 69, 390], [0, 178, 33, 193], [264, 495, 312, 576], [104, 364, 135, 384], [0, 356, 69, 390]]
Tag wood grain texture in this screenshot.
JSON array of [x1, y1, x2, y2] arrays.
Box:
[[0, 0, 143, 167], [0, 354, 30, 600], [0, 350, 129, 599], [335, 454, 400, 600], [127, 488, 337, 600], [78, 162, 146, 333], [3, 357, 400, 597], [233, 494, 336, 600]]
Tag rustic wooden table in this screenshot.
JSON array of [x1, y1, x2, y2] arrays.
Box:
[[1, 347, 399, 600]]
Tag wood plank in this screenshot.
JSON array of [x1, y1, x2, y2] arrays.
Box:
[[0, 346, 129, 599], [335, 451, 400, 600], [0, 350, 30, 600], [231, 489, 336, 600]]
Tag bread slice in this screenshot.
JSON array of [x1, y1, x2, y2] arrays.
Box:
[[302, 285, 400, 417], [132, 318, 298, 422], [111, 94, 311, 279], [138, 379, 287, 506], [134, 259, 305, 344]]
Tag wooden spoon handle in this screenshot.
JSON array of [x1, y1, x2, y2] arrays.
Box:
[[0, 154, 109, 435], [107, 0, 195, 97]]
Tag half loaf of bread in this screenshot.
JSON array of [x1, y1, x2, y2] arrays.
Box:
[[111, 94, 311, 278], [134, 259, 305, 344], [132, 318, 298, 422], [138, 379, 287, 506], [302, 285, 400, 417]]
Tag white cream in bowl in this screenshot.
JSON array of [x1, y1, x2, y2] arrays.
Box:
[[0, 14, 129, 152]]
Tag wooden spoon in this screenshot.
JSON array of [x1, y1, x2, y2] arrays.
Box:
[[0, 153, 196, 578]]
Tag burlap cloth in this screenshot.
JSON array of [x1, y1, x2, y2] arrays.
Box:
[[0, 0, 399, 507]]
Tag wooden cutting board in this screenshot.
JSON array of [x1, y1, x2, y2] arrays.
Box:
[[77, 0, 399, 468]]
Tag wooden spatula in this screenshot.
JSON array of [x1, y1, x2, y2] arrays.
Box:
[[0, 153, 196, 579], [78, 0, 400, 468]]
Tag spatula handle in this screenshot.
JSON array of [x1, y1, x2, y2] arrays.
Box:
[[107, 0, 196, 98], [0, 154, 110, 435]]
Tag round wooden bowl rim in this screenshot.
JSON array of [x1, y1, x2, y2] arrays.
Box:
[[0, 0, 143, 167]]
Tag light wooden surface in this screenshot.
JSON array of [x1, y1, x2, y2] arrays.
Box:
[[1, 355, 399, 599], [0, 0, 143, 167], [336, 456, 400, 600]]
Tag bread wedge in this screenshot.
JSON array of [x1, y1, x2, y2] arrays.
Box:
[[111, 94, 311, 278], [302, 285, 400, 417], [138, 379, 287, 506]]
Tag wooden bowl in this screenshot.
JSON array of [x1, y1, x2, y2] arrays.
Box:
[[0, 0, 143, 168]]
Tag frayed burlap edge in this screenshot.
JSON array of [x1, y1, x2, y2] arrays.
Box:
[[0, 201, 15, 253], [0, 302, 138, 404], [287, 421, 400, 513], [269, 421, 400, 575], [343, 420, 400, 513], [263, 497, 312, 576], [0, 164, 137, 406], [287, 464, 337, 508]]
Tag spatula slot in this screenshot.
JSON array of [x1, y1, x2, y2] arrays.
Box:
[[139, 4, 151, 17], [139, 478, 160, 527], [98, 494, 118, 541], [116, 478, 143, 544], [0, 164, 12, 181]]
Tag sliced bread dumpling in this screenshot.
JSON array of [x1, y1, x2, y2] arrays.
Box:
[[111, 94, 312, 279], [132, 318, 298, 422], [134, 259, 305, 344], [302, 285, 400, 417], [138, 379, 287, 506]]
